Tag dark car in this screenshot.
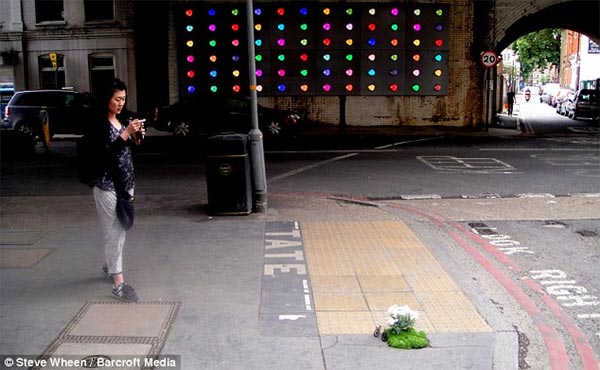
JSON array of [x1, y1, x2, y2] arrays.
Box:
[[567, 89, 599, 120], [152, 95, 301, 137], [2, 89, 93, 138]]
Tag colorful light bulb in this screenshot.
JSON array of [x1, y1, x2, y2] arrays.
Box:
[[209, 40, 216, 47], [277, 39, 285, 46], [346, 8, 353, 15], [346, 54, 353, 61], [346, 23, 353, 31], [300, 23, 308, 31], [390, 54, 399, 61], [346, 69, 353, 76], [255, 24, 262, 31], [345, 84, 354, 92], [233, 85, 240, 93], [232, 55, 240, 62], [300, 8, 308, 16], [256, 85, 263, 92], [209, 70, 217, 77], [434, 84, 442, 92], [323, 54, 331, 61], [231, 39, 239, 47], [434, 69, 443, 77], [186, 40, 194, 47], [435, 24, 443, 32], [413, 24, 421, 31], [323, 8, 330, 15], [323, 69, 331, 76], [186, 25, 193, 32], [390, 39, 399, 47], [435, 39, 443, 47], [278, 84, 286, 92], [368, 23, 376, 31], [412, 54, 421, 61], [435, 54, 443, 62], [185, 9, 193, 17], [412, 84, 420, 92], [300, 39, 308, 46], [187, 55, 194, 63], [301, 84, 309, 92], [323, 23, 331, 31], [323, 38, 331, 46], [368, 8, 376, 15], [277, 24, 285, 31], [254, 9, 262, 16], [300, 54, 308, 62], [368, 38, 376, 46], [255, 55, 262, 62], [187, 70, 195, 78], [277, 8, 285, 16], [368, 54, 376, 61], [300, 69, 308, 76], [368, 69, 376, 76], [278, 54, 285, 61], [436, 9, 443, 16], [209, 55, 216, 62], [412, 69, 420, 76], [389, 84, 398, 92], [187, 85, 195, 93], [210, 86, 218, 93], [346, 39, 353, 46], [255, 39, 262, 46], [231, 24, 239, 31], [232, 70, 240, 77], [368, 84, 376, 91], [413, 9, 421, 16], [389, 69, 399, 76], [413, 39, 421, 46], [390, 24, 399, 31], [278, 69, 286, 77], [391, 8, 399, 16], [323, 84, 331, 92], [256, 70, 263, 77], [208, 24, 216, 32]]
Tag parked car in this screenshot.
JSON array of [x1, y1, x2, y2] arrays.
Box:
[[551, 88, 573, 108], [539, 83, 560, 105], [0, 83, 15, 120], [566, 89, 599, 120], [555, 90, 575, 115], [2, 89, 94, 138], [152, 95, 302, 137]]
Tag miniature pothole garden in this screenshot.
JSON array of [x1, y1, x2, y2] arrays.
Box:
[[373, 305, 429, 349]]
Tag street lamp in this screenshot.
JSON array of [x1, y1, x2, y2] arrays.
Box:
[[246, 0, 267, 213]]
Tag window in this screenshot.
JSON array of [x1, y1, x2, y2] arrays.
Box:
[[89, 54, 115, 95], [84, 0, 115, 22], [39, 54, 66, 89], [35, 0, 64, 23]]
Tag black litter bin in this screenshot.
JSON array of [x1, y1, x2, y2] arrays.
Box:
[[204, 133, 252, 215]]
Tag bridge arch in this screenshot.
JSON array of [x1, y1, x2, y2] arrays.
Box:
[[491, 0, 600, 51]]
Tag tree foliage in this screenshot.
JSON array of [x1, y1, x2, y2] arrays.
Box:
[[511, 29, 561, 81]]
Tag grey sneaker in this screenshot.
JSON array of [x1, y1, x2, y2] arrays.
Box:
[[111, 282, 139, 302], [101, 266, 112, 282]]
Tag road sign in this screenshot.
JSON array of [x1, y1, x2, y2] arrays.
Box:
[[480, 50, 498, 68]]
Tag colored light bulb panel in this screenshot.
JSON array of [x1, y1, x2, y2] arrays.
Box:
[[177, 3, 448, 96]]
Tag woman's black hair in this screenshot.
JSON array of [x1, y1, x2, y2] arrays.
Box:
[[95, 78, 127, 116]]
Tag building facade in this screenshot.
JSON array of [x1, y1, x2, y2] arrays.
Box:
[[0, 0, 138, 110]]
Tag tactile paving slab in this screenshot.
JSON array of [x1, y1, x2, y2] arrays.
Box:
[[0, 248, 54, 269], [302, 221, 491, 335]]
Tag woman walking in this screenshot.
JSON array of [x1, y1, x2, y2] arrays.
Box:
[[89, 78, 144, 302]]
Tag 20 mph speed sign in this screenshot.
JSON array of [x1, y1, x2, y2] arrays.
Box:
[[480, 50, 499, 68]]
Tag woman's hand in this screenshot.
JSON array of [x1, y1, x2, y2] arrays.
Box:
[[120, 119, 146, 142]]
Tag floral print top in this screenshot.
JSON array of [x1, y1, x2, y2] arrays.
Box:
[[95, 122, 135, 192]]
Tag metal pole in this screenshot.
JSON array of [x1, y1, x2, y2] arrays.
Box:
[[246, 0, 267, 213]]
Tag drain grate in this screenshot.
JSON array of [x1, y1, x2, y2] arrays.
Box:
[[31, 301, 181, 370]]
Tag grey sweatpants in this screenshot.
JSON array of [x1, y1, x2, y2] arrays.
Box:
[[93, 186, 131, 275]]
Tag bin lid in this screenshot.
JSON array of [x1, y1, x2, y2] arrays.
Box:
[[205, 133, 249, 156]]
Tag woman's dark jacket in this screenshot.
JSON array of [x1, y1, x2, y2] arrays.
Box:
[[78, 115, 132, 188]]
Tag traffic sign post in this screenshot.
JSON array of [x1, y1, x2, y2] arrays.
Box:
[[480, 50, 498, 68]]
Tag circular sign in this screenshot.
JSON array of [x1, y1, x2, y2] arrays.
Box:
[[480, 50, 499, 68], [219, 163, 232, 176]]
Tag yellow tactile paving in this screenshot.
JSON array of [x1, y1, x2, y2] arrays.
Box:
[[311, 276, 361, 292], [302, 221, 492, 335], [358, 275, 410, 292], [316, 311, 375, 335], [313, 293, 369, 311]]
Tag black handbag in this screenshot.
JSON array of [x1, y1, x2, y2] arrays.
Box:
[[115, 192, 134, 230], [113, 171, 135, 231]]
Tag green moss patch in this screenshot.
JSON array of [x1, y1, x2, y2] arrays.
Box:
[[385, 328, 429, 349]]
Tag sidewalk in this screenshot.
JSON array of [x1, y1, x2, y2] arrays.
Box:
[[0, 191, 517, 370]]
